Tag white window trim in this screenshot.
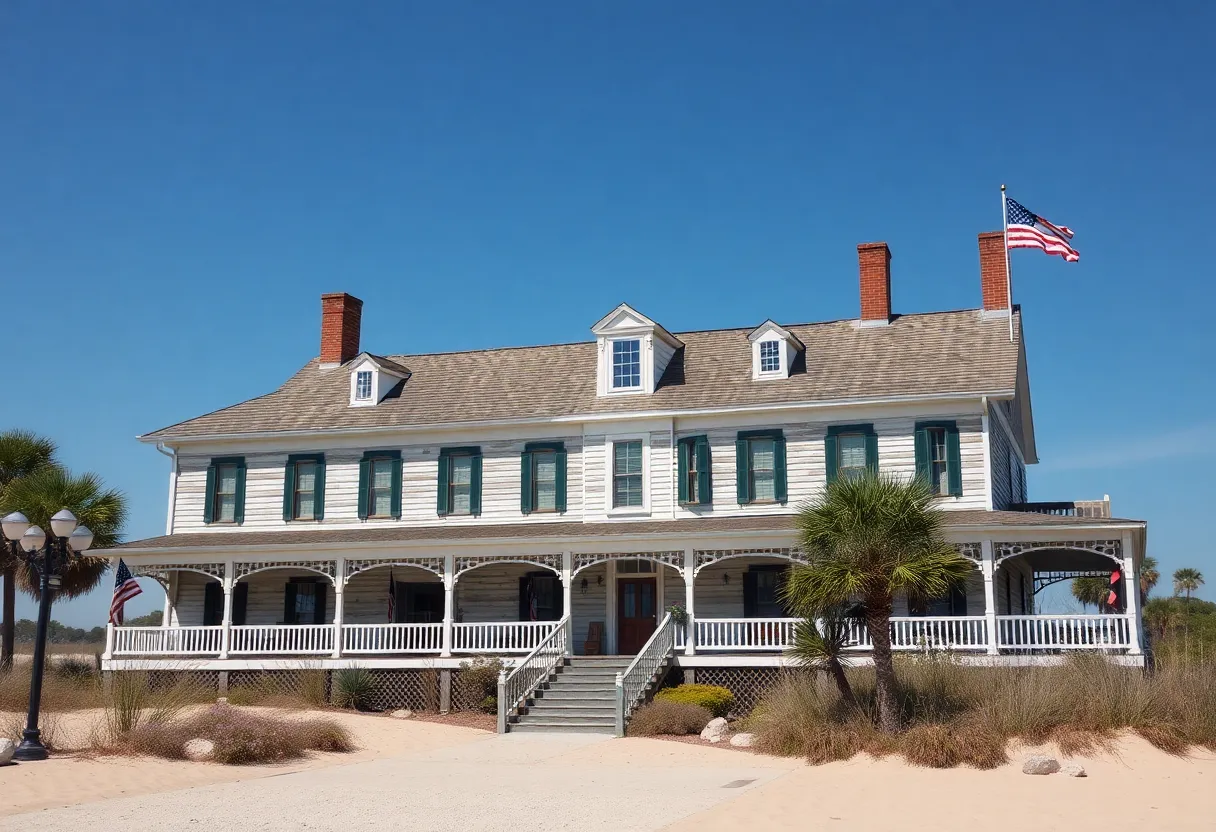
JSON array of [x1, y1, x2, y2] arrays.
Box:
[[604, 433, 651, 517], [354, 371, 373, 401], [606, 337, 646, 394], [349, 365, 379, 407]]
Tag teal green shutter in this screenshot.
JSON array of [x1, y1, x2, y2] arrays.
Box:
[[520, 450, 534, 514], [282, 460, 297, 521], [284, 583, 298, 625], [233, 460, 247, 525], [203, 464, 217, 524], [864, 432, 879, 474], [824, 434, 839, 485], [735, 439, 749, 504], [314, 584, 328, 625], [436, 454, 450, 516], [946, 426, 963, 497], [314, 457, 326, 521], [357, 457, 370, 520], [677, 440, 690, 504], [554, 447, 568, 513], [695, 436, 712, 505], [469, 454, 483, 516], [914, 426, 931, 485], [390, 457, 402, 519], [774, 434, 788, 503]]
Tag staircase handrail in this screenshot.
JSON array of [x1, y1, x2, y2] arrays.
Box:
[[614, 613, 674, 736], [496, 615, 571, 733]]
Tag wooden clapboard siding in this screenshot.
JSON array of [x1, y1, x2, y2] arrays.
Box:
[[455, 562, 535, 623], [572, 562, 607, 655], [238, 568, 330, 625], [692, 557, 789, 618], [652, 336, 678, 392], [996, 557, 1033, 615], [343, 565, 440, 625], [663, 570, 685, 613], [988, 402, 1023, 509], [580, 429, 673, 521], [171, 571, 212, 626]]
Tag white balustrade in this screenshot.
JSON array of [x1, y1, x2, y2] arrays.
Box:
[[888, 616, 989, 651], [689, 616, 988, 652], [696, 618, 798, 651], [112, 626, 223, 656], [997, 615, 1130, 650], [342, 623, 444, 654], [616, 613, 675, 735], [229, 624, 335, 655], [498, 616, 570, 733], [453, 621, 558, 653]]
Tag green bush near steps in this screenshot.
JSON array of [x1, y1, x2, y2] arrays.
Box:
[[654, 684, 734, 718]]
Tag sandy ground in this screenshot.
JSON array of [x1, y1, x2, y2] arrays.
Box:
[[2, 715, 1213, 831]]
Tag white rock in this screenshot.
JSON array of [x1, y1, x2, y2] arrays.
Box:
[[1062, 763, 1087, 778], [183, 738, 215, 762], [0, 738, 14, 765], [729, 732, 755, 748], [390, 709, 413, 719], [1022, 754, 1061, 775], [700, 717, 729, 743]]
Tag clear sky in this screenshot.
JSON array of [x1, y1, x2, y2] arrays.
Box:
[[2, 2, 1212, 626]]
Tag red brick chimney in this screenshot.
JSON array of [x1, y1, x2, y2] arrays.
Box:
[[320, 293, 363, 365], [858, 242, 892, 325], [978, 232, 1009, 313]]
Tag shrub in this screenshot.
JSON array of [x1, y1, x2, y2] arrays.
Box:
[[654, 684, 735, 718], [332, 668, 376, 710], [50, 656, 98, 683], [627, 700, 713, 736], [479, 695, 498, 714], [458, 656, 504, 711]]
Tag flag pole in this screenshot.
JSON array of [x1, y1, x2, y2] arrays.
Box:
[[1001, 183, 1014, 342]]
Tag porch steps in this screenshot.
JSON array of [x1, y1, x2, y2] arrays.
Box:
[[508, 656, 631, 734]]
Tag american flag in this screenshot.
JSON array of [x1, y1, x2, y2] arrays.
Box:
[[387, 569, 397, 623], [109, 559, 143, 625], [1006, 197, 1079, 262]]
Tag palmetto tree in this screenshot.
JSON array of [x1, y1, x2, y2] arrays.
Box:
[[782, 471, 973, 734], [0, 465, 127, 602], [1139, 556, 1160, 604], [0, 430, 58, 669], [786, 605, 859, 708], [1173, 568, 1204, 606], [1071, 576, 1111, 612]]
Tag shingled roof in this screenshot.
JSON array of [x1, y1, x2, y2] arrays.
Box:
[[142, 308, 1022, 441]]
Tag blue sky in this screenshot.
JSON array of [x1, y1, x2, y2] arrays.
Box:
[[2, 2, 1212, 626]]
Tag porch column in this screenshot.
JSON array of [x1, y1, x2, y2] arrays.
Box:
[[162, 572, 176, 627], [1122, 532, 1143, 655], [981, 540, 999, 656], [331, 557, 346, 658], [683, 547, 696, 656], [441, 554, 455, 658], [219, 558, 235, 659], [561, 552, 573, 657]]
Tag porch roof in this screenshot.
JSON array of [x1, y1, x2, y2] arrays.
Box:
[[103, 510, 1145, 554]]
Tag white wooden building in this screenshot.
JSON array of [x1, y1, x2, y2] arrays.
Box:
[[99, 232, 1147, 732]]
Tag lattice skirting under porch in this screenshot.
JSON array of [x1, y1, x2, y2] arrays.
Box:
[[362, 669, 441, 712], [227, 669, 332, 705], [145, 669, 222, 696], [691, 667, 789, 715]]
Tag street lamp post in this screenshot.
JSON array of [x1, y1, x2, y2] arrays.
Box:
[[1, 509, 93, 762]]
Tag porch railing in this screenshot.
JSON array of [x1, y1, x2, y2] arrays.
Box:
[[684, 616, 989, 653], [343, 623, 444, 654], [112, 626, 223, 656], [229, 624, 335, 655], [496, 615, 571, 733], [615, 613, 675, 736], [695, 617, 798, 652], [453, 621, 557, 653], [998, 614, 1131, 650]]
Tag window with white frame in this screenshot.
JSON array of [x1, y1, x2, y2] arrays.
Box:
[[213, 462, 239, 523], [927, 427, 950, 496], [748, 437, 777, 502], [611, 339, 641, 389], [448, 454, 475, 515], [355, 370, 373, 401], [838, 433, 869, 481], [759, 340, 781, 373], [612, 440, 644, 508], [615, 559, 655, 574]]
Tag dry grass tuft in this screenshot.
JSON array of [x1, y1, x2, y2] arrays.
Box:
[[627, 700, 713, 737]]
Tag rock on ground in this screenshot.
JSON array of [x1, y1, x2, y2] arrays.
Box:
[[0, 738, 14, 765], [729, 732, 755, 748], [1022, 755, 1061, 775], [700, 718, 729, 744], [390, 710, 414, 719], [184, 739, 216, 762], [1061, 763, 1087, 777]]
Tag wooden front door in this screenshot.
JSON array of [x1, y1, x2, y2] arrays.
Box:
[[617, 577, 657, 655]]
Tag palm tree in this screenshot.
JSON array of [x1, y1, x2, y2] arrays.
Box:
[[782, 471, 973, 734], [1173, 568, 1204, 606], [1072, 576, 1110, 612], [0, 465, 127, 603], [785, 605, 859, 708], [0, 430, 58, 669], [1139, 556, 1160, 604]]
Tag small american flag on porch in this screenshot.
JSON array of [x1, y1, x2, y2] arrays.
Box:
[[109, 559, 143, 625]]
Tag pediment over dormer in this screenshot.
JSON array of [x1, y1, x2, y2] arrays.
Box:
[[348, 353, 411, 407], [748, 320, 804, 381], [592, 304, 683, 397]]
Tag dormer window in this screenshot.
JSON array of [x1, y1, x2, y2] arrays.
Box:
[[748, 321, 804, 381], [759, 341, 781, 373], [355, 371, 373, 401], [347, 353, 410, 407], [612, 339, 642, 389]]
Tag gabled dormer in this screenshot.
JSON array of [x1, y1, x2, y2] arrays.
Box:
[[748, 320, 804, 381], [348, 353, 411, 407], [591, 304, 683, 397]]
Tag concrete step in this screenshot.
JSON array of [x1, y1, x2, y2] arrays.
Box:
[[509, 722, 616, 734], [533, 691, 615, 704], [554, 668, 624, 679], [525, 706, 616, 719]]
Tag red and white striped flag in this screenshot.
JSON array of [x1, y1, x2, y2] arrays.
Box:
[[109, 559, 143, 625], [1006, 197, 1079, 262]]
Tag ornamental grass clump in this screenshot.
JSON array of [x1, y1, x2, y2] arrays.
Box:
[[627, 700, 713, 737], [332, 668, 376, 711], [654, 684, 735, 718]]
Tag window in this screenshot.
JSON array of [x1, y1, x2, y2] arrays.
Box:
[[927, 428, 949, 496], [735, 430, 787, 504], [613, 440, 644, 508], [369, 458, 395, 517], [284, 454, 325, 522], [284, 579, 327, 625], [294, 460, 318, 519], [532, 450, 557, 512], [438, 447, 482, 516], [615, 559, 656, 574], [759, 340, 781, 373], [678, 435, 712, 506], [359, 450, 401, 520], [611, 339, 641, 389], [355, 370, 373, 401], [520, 572, 563, 621], [914, 422, 961, 497], [744, 566, 789, 618], [826, 425, 877, 485], [204, 457, 246, 525], [521, 442, 567, 515]]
